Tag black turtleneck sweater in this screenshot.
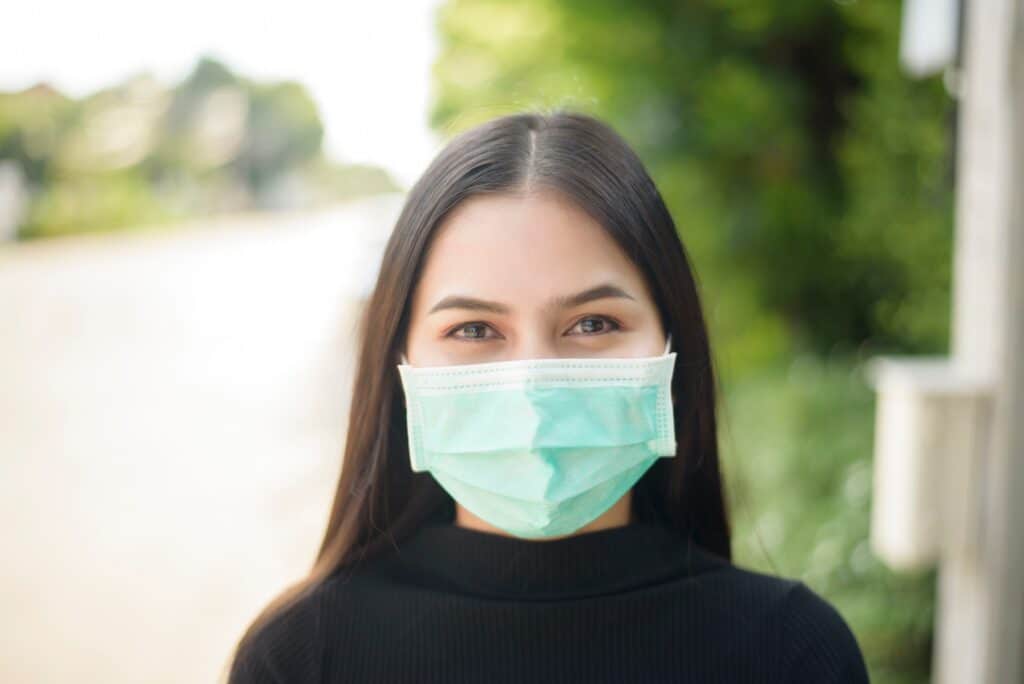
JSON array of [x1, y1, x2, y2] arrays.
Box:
[[228, 521, 869, 683]]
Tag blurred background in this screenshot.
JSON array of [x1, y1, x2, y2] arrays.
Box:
[[2, 1, 1011, 683]]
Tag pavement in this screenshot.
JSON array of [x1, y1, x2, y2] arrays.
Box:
[[0, 193, 403, 683]]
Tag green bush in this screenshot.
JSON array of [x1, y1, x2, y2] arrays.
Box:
[[720, 355, 935, 684]]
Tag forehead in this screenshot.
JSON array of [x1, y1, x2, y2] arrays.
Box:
[[412, 190, 649, 307]]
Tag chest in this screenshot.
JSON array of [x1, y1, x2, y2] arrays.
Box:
[[320, 585, 786, 684]]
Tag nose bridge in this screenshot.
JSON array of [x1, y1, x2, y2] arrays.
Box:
[[517, 337, 558, 360], [515, 319, 560, 360]]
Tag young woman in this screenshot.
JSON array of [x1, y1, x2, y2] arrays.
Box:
[[227, 111, 869, 683]]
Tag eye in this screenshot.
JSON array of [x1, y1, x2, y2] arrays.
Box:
[[566, 315, 621, 336], [447, 322, 500, 341]]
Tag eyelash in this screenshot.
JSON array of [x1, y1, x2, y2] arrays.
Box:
[[445, 316, 622, 341]]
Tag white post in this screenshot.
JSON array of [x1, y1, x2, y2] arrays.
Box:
[[870, 0, 1024, 682], [941, 0, 1024, 682]]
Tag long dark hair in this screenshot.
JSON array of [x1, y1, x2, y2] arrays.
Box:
[[228, 109, 730, 671]]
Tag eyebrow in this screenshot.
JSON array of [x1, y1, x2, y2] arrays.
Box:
[[427, 283, 636, 315]]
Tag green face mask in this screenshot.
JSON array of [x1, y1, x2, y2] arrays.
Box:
[[397, 337, 677, 539]]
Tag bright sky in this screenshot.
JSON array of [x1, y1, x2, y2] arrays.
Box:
[[0, 0, 445, 189]]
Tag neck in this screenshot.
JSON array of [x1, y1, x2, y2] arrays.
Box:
[[390, 512, 715, 601], [453, 490, 635, 541]]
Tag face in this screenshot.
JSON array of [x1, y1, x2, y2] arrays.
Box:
[[404, 189, 666, 367], [402, 188, 668, 538]]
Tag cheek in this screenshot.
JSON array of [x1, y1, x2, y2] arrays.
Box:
[[403, 319, 465, 367], [404, 323, 435, 364], [618, 307, 667, 350]]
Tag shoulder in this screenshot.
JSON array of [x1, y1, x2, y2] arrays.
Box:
[[688, 550, 869, 682], [227, 582, 327, 684], [227, 561, 395, 683], [772, 580, 870, 683]]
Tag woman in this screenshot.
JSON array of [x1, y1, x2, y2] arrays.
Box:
[[227, 110, 869, 683]]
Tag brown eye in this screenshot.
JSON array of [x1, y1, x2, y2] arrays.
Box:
[[449, 322, 496, 340], [568, 316, 620, 336]]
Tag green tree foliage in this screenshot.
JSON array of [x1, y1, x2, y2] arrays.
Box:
[[0, 85, 77, 187], [1, 57, 398, 240], [431, 2, 948, 682], [430, 0, 953, 362], [836, 6, 955, 354]]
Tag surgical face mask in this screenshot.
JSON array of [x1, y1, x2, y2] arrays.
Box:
[[397, 336, 676, 539]]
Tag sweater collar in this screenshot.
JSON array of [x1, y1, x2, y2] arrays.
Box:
[[391, 520, 725, 600]]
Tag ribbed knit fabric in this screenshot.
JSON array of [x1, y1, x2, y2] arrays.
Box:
[[229, 520, 870, 683]]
